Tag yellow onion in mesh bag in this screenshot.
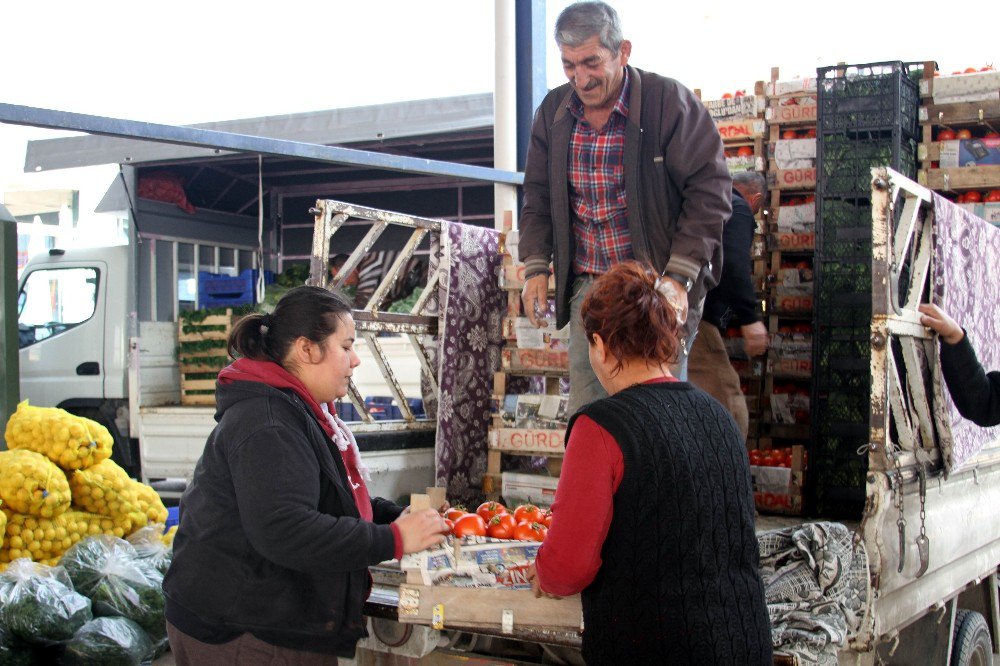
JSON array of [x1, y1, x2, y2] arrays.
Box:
[[129, 481, 168, 526], [0, 449, 72, 518], [4, 400, 113, 471], [0, 508, 93, 564], [69, 460, 147, 534]]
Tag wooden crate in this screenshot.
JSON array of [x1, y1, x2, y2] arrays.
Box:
[[397, 584, 582, 634], [178, 311, 235, 406]]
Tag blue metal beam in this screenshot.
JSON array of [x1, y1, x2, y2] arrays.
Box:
[[0, 103, 524, 187]]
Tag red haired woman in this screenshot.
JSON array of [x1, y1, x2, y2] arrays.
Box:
[[528, 261, 771, 664]]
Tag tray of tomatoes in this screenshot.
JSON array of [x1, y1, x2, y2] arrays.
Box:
[[443, 501, 553, 542]]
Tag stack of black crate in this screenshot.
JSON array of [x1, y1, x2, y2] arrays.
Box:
[[810, 61, 921, 517]]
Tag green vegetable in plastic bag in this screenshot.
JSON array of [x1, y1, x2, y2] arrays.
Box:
[[0, 624, 35, 666], [126, 526, 172, 576], [61, 617, 154, 666], [0, 559, 92, 645], [58, 536, 166, 644]]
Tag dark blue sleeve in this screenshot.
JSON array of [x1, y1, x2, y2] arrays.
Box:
[[939, 333, 1000, 428]]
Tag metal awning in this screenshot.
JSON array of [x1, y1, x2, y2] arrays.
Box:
[[23, 93, 495, 172]]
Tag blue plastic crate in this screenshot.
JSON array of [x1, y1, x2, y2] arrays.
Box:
[[198, 269, 275, 308], [364, 396, 425, 420], [165, 506, 180, 531]]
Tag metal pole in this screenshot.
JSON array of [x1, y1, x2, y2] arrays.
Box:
[[495, 0, 519, 231], [0, 103, 524, 187], [0, 204, 19, 435]]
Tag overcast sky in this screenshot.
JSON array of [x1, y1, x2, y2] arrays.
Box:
[[2, 0, 995, 192]]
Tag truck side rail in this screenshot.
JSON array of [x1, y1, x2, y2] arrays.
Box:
[[308, 199, 442, 432], [858, 167, 1000, 649]]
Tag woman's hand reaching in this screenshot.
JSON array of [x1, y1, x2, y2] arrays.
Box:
[[394, 509, 448, 554]]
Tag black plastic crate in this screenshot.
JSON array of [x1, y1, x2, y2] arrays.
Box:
[[806, 445, 868, 518], [814, 365, 870, 392], [815, 392, 869, 426], [817, 61, 921, 136], [817, 135, 918, 197]]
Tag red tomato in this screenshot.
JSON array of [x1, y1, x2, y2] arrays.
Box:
[[984, 132, 1000, 139], [735, 90, 746, 97], [444, 507, 467, 522], [956, 129, 973, 140], [804, 128, 817, 138], [513, 504, 543, 525], [486, 513, 517, 539], [541, 510, 554, 528], [514, 521, 548, 542], [937, 129, 957, 141], [443, 518, 454, 534], [721, 92, 734, 99], [476, 501, 507, 522], [956, 193, 967, 204], [782, 129, 799, 140], [749, 450, 763, 466], [452, 513, 487, 538], [964, 190, 983, 203], [737, 146, 754, 158], [964, 67, 978, 74], [985, 190, 1000, 203]]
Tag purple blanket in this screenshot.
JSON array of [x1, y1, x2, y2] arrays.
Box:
[[930, 194, 1000, 470], [433, 222, 505, 502]]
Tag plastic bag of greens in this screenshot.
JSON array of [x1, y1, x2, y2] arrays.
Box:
[[0, 623, 36, 666], [61, 617, 154, 666], [126, 526, 172, 576], [58, 536, 166, 644], [0, 559, 92, 645]]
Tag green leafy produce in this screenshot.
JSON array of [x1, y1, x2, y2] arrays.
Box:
[[0, 560, 92, 645], [127, 526, 173, 577], [62, 617, 154, 666], [59, 536, 167, 644], [0, 624, 34, 666]]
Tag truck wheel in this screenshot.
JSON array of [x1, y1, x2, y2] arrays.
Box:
[[953, 609, 993, 666]]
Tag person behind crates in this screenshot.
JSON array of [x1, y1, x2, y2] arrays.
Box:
[[919, 303, 1000, 427], [518, 1, 730, 413], [163, 286, 448, 665], [688, 171, 770, 439], [328, 253, 365, 307], [526, 262, 772, 665]]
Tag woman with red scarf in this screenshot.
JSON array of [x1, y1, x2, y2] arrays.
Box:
[[163, 286, 447, 664]]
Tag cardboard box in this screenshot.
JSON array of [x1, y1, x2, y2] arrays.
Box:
[[501, 472, 559, 507], [939, 138, 1000, 168], [768, 78, 818, 97], [772, 138, 816, 170], [776, 203, 816, 229], [926, 71, 1000, 105], [397, 584, 583, 633]]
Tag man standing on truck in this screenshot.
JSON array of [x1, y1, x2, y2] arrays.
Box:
[[518, 0, 730, 413], [688, 171, 770, 439]]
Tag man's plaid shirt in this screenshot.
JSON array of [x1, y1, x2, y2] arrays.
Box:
[[567, 68, 634, 276]]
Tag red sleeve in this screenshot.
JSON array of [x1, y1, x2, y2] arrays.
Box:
[[389, 523, 403, 560], [534, 415, 623, 596]]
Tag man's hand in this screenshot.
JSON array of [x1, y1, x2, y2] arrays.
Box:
[[656, 276, 689, 324], [521, 274, 550, 327], [918, 303, 965, 345], [741, 322, 769, 357]]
